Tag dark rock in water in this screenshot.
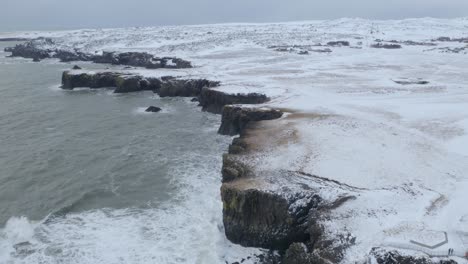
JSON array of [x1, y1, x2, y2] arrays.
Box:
[[72, 65, 82, 70], [114, 75, 146, 93], [199, 89, 269, 114], [298, 50, 309, 55], [327, 41, 350, 47], [0, 37, 30, 42], [145, 106, 162, 112], [61, 71, 121, 89], [4, 47, 14, 52], [371, 43, 402, 49], [32, 57, 41, 62], [218, 106, 283, 136], [190, 97, 199, 102]]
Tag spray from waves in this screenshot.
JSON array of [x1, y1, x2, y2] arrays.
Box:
[[0, 150, 261, 264]]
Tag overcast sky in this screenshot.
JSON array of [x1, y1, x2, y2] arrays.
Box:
[[1, 0, 468, 31]]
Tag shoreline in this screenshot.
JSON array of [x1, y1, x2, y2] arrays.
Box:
[[3, 18, 468, 263]]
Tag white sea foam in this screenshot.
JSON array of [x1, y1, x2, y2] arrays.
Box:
[[0, 153, 260, 264]]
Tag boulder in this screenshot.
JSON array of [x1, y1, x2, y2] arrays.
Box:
[[72, 65, 82, 70], [145, 106, 162, 113]]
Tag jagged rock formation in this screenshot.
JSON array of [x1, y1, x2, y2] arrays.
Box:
[[199, 89, 269, 114], [218, 106, 283, 136], [61, 70, 271, 115], [4, 38, 192, 68]]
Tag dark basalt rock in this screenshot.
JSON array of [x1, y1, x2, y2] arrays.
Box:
[[61, 71, 121, 89], [6, 39, 193, 68], [145, 106, 162, 113], [218, 106, 283, 136], [158, 79, 219, 98], [72, 65, 82, 70], [199, 89, 269, 114], [371, 43, 402, 49], [221, 185, 321, 250], [283, 243, 316, 264], [32, 57, 41, 62], [221, 154, 252, 182], [114, 75, 151, 93], [370, 248, 458, 264], [393, 78, 429, 85], [8, 41, 50, 60], [327, 41, 350, 47], [0, 37, 30, 42]]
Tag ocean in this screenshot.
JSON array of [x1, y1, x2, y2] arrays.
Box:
[[0, 41, 246, 263]]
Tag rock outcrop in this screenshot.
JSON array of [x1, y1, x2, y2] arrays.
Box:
[[371, 43, 402, 49], [61, 70, 275, 114], [222, 180, 321, 250], [218, 106, 283, 136], [199, 89, 269, 114], [369, 248, 458, 264], [5, 39, 192, 68]]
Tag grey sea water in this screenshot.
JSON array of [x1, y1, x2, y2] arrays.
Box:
[[0, 42, 242, 263]]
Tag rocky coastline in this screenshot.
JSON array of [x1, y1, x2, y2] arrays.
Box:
[[4, 41, 464, 264], [4, 38, 192, 68]]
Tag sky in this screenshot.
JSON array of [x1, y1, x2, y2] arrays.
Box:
[[1, 0, 468, 31]]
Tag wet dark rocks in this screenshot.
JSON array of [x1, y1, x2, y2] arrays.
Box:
[[434, 36, 468, 43], [310, 48, 332, 53], [199, 89, 269, 114], [375, 39, 436, 47], [221, 185, 321, 250], [72, 65, 82, 70], [218, 106, 283, 136], [145, 106, 162, 113], [158, 79, 219, 98], [61, 71, 122, 90], [6, 39, 193, 68], [370, 248, 458, 264], [392, 78, 429, 85], [371, 43, 402, 49], [0, 37, 30, 42], [298, 50, 309, 55], [326, 41, 350, 47]]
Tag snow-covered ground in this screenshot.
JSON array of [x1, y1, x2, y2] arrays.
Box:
[[3, 17, 468, 262]]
